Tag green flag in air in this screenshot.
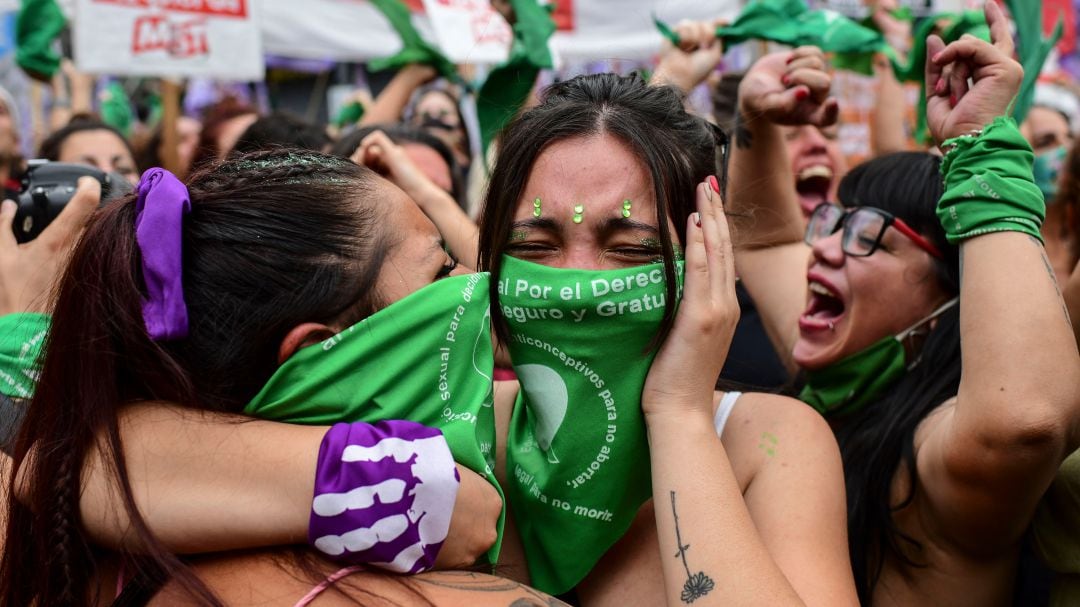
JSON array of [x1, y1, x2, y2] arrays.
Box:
[[16, 0, 66, 81], [367, 0, 462, 85], [498, 255, 683, 594]]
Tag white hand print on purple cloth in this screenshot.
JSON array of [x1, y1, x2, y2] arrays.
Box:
[[309, 420, 460, 573]]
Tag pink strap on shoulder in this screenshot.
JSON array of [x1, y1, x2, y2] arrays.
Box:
[[293, 566, 364, 607]]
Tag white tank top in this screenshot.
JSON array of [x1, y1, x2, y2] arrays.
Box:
[[714, 391, 742, 438]]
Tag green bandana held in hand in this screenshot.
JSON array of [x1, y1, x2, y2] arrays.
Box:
[[656, 0, 891, 76], [0, 313, 50, 399], [938, 117, 1045, 244], [245, 273, 503, 561], [368, 0, 462, 85], [800, 298, 957, 417], [498, 255, 683, 594]]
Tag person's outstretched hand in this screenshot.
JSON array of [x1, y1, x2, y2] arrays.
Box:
[[0, 176, 100, 315], [738, 46, 839, 127], [924, 1, 1023, 145]]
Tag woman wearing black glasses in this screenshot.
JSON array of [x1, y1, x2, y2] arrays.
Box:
[[729, 3, 1080, 605]]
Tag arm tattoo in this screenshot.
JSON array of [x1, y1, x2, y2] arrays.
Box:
[[671, 491, 715, 604], [1028, 235, 1072, 327], [734, 112, 753, 150]]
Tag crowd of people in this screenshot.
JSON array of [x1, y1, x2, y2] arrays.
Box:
[[0, 1, 1079, 606]]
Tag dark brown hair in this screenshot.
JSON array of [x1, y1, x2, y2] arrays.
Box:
[[0, 150, 390, 605]]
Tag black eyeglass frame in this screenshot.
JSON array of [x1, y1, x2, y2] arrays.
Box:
[[804, 202, 945, 260]]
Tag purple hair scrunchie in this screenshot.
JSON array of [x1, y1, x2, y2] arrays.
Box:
[[134, 168, 191, 341]]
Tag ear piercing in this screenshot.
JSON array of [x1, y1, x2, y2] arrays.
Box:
[[572, 204, 584, 224], [622, 199, 632, 218], [533, 197, 542, 218]]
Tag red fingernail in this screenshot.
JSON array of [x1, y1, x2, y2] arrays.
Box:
[[708, 175, 720, 194], [781, 74, 791, 85], [950, 92, 958, 106], [795, 88, 809, 101], [786, 54, 795, 64], [693, 212, 701, 227]]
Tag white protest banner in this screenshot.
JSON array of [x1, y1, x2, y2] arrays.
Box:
[[421, 0, 511, 64], [261, 0, 739, 63], [74, 0, 264, 80]]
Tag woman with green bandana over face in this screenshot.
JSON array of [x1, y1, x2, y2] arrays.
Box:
[[61, 77, 857, 606], [728, 2, 1080, 604], [476, 72, 854, 607]]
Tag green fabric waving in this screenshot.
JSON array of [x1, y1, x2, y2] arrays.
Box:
[[367, 0, 461, 84], [245, 273, 503, 562], [0, 313, 50, 399], [476, 0, 555, 155], [657, 0, 890, 76], [499, 255, 683, 594], [16, 0, 66, 81]]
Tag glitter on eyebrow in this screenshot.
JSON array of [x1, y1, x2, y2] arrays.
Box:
[[510, 230, 528, 241]]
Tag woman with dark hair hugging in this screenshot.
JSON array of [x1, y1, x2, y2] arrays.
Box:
[[4, 79, 860, 605], [728, 3, 1080, 604]]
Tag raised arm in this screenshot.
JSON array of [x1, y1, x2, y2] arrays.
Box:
[[728, 48, 839, 372], [641, 178, 856, 606], [916, 1, 1080, 551], [358, 64, 437, 127], [352, 129, 479, 267]]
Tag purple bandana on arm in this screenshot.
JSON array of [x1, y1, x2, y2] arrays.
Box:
[[310, 420, 460, 573], [134, 168, 191, 341]]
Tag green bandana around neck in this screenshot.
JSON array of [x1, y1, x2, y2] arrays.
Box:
[[498, 254, 683, 594], [245, 272, 503, 561], [799, 298, 957, 418], [799, 334, 907, 418]]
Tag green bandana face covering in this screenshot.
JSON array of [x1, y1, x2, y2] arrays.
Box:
[[498, 254, 683, 594], [245, 273, 503, 560], [1033, 145, 1067, 202], [800, 298, 958, 418]]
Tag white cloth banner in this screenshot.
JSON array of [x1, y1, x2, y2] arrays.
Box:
[[421, 0, 511, 64], [74, 0, 264, 80], [260, 0, 740, 64]]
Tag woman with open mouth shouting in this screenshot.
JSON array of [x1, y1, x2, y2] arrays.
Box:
[[729, 3, 1080, 605]]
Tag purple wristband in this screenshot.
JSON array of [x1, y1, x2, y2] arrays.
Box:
[[309, 420, 460, 573]]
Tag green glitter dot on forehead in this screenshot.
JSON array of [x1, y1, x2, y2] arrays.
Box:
[[572, 204, 584, 224], [622, 199, 632, 218], [533, 197, 542, 217]]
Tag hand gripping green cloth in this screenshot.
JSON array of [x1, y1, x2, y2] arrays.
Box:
[[245, 273, 503, 562], [367, 0, 462, 85], [938, 116, 1045, 244], [656, 0, 890, 76], [498, 255, 683, 594], [0, 313, 50, 399]]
